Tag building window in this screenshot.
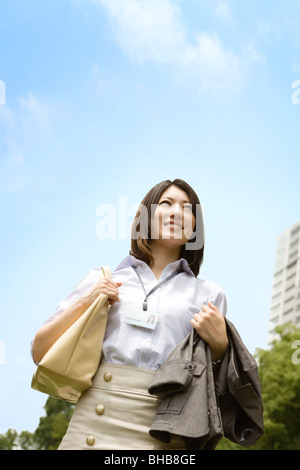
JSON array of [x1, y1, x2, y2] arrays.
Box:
[[289, 238, 299, 250], [274, 269, 284, 279], [291, 226, 300, 238], [272, 292, 282, 302], [285, 284, 295, 292], [287, 260, 297, 271], [271, 303, 280, 312], [288, 250, 298, 262]]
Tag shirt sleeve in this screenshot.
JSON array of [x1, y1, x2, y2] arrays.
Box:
[[210, 289, 227, 317], [30, 268, 101, 363], [42, 269, 101, 325]]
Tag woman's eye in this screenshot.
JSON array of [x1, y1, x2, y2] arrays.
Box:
[[159, 200, 171, 206], [184, 204, 193, 211]]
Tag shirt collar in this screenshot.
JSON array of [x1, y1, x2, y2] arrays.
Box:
[[114, 254, 195, 277]]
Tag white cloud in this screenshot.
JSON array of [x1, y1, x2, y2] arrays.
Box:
[[0, 93, 52, 192], [96, 0, 185, 64], [0, 80, 6, 105], [291, 61, 300, 75], [94, 0, 259, 92], [214, 1, 232, 22], [182, 32, 241, 91], [19, 93, 51, 135]]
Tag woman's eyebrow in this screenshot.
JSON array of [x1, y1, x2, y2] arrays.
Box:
[[161, 196, 191, 204]]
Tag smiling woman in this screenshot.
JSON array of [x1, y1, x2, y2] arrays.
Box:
[[31, 178, 231, 450], [152, 187, 195, 243], [131, 179, 204, 278]]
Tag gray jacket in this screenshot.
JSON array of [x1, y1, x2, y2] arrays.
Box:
[[148, 319, 264, 450]]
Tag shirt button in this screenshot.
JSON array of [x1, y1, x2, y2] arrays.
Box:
[[86, 435, 95, 446], [103, 372, 112, 382], [95, 404, 105, 415]]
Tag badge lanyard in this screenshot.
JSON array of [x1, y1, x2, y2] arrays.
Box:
[[132, 265, 183, 311]]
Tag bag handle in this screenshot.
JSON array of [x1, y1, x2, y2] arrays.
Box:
[[100, 266, 111, 280]]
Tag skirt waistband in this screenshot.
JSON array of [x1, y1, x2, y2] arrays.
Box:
[[92, 363, 157, 395]]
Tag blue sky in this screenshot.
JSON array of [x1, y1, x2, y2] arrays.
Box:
[[1, 0, 300, 434]]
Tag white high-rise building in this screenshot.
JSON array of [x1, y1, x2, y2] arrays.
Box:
[[268, 221, 300, 345]]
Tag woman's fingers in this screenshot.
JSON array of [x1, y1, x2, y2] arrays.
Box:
[[88, 279, 122, 305], [190, 301, 228, 361], [102, 281, 122, 304]]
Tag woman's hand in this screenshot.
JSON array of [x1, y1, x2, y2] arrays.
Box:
[[85, 278, 122, 306], [190, 301, 228, 362], [32, 278, 122, 364]]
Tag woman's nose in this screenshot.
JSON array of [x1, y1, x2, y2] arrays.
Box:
[[169, 203, 183, 219]]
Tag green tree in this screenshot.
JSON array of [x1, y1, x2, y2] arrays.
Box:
[[0, 429, 18, 450], [252, 323, 300, 450], [18, 430, 38, 450], [34, 396, 74, 450], [217, 323, 300, 450], [0, 397, 74, 450]]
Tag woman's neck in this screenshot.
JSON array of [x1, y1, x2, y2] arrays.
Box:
[[150, 242, 181, 279]]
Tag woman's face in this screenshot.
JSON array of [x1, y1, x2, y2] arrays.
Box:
[[151, 185, 196, 248]]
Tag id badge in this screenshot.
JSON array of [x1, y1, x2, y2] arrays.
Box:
[[125, 306, 159, 330]]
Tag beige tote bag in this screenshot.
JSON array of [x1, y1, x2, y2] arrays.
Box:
[[31, 266, 111, 403]]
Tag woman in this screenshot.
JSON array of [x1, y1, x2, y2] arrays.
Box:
[[32, 179, 229, 450]]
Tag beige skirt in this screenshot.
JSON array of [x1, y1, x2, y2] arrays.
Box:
[[58, 363, 186, 450]]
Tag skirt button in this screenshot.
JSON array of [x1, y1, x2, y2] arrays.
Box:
[[103, 372, 112, 382], [86, 435, 95, 446], [95, 404, 105, 415]]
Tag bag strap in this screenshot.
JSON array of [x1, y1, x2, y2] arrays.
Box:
[[100, 266, 111, 280]]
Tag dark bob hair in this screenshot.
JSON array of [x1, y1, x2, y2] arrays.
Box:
[[130, 179, 204, 277]]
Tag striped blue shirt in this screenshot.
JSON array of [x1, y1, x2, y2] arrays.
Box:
[[38, 255, 227, 370]]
